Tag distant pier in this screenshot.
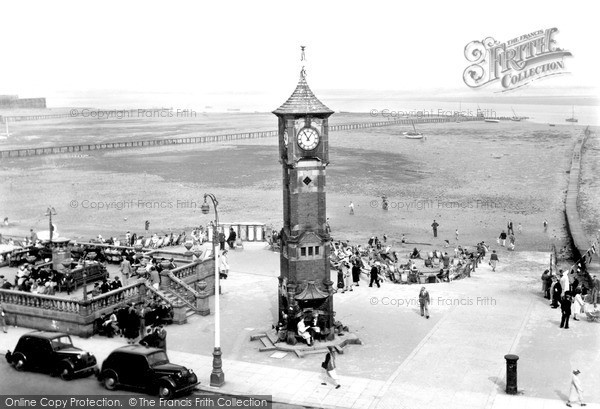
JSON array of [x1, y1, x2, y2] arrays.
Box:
[[0, 115, 484, 159]]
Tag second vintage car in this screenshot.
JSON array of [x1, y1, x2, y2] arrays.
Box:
[[5, 331, 98, 380], [98, 345, 199, 399]]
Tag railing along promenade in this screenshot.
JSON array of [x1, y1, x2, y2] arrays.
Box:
[[0, 116, 484, 159]]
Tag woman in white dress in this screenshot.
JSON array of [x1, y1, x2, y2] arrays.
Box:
[[219, 250, 229, 279]]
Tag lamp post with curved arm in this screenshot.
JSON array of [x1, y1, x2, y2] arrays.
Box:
[[201, 193, 224, 387]]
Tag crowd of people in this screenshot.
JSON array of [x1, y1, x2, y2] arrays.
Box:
[[96, 299, 173, 347], [95, 229, 195, 250], [328, 235, 485, 291], [542, 268, 600, 328]]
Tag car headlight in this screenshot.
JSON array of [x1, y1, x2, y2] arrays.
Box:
[[188, 369, 194, 374], [76, 354, 82, 359]]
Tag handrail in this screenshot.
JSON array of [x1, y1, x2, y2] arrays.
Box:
[[167, 270, 201, 299], [142, 282, 176, 305], [162, 287, 199, 312]]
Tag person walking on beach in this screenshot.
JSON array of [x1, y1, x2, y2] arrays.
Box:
[[565, 369, 586, 407], [455, 229, 459, 241], [349, 201, 354, 215], [543, 219, 548, 232], [508, 233, 516, 251], [507, 221, 513, 235], [419, 287, 430, 319], [431, 220, 439, 238], [321, 346, 341, 389], [499, 230, 507, 247], [351, 259, 361, 287], [369, 262, 381, 288], [489, 250, 499, 272]]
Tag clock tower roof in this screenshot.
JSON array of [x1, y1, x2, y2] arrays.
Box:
[[273, 70, 334, 116]]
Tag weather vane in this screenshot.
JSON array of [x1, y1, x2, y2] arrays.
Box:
[[300, 45, 306, 77]]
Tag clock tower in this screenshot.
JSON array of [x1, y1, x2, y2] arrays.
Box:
[[273, 55, 336, 342]]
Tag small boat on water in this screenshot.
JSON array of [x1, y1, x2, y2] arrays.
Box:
[[510, 108, 521, 121], [566, 106, 578, 123], [549, 124, 556, 127], [485, 118, 500, 123], [403, 121, 423, 139]]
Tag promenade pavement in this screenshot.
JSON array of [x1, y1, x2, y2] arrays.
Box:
[[1, 243, 598, 409]]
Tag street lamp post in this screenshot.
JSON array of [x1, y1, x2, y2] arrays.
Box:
[[201, 193, 225, 387], [45, 207, 57, 243], [82, 272, 88, 301]]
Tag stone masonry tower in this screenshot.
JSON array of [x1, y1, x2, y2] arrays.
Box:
[[273, 51, 336, 341]]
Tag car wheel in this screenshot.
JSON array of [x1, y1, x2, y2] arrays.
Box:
[[12, 354, 26, 371], [59, 365, 72, 381], [158, 384, 174, 399], [102, 373, 117, 391]]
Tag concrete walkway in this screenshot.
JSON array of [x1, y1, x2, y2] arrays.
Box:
[[1, 244, 598, 409]]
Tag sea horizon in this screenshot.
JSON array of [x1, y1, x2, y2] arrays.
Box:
[[3, 89, 599, 126]]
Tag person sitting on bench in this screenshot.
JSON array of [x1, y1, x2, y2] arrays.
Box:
[[410, 248, 421, 259], [307, 312, 323, 340], [436, 268, 449, 282], [297, 318, 314, 346]]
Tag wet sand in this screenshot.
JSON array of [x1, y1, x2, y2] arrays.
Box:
[[1, 118, 595, 260]]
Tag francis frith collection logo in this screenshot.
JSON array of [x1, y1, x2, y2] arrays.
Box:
[[463, 28, 572, 91]]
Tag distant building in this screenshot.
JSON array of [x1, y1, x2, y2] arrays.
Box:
[[0, 95, 46, 109]]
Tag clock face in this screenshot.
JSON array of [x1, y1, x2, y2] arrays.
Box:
[[297, 127, 320, 151]]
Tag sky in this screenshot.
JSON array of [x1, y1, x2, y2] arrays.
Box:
[[1, 0, 598, 104]]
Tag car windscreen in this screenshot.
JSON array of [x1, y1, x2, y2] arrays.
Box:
[[147, 351, 169, 366], [51, 336, 74, 350]]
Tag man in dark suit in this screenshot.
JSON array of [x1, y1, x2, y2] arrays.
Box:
[[218, 231, 226, 251], [431, 220, 439, 237], [560, 292, 572, 329], [551, 276, 562, 308], [419, 287, 430, 319], [226, 228, 237, 249]]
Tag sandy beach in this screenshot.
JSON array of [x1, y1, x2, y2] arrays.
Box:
[[1, 116, 596, 261]]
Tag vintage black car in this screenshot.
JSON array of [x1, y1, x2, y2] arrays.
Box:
[[5, 331, 98, 380], [99, 345, 199, 399]]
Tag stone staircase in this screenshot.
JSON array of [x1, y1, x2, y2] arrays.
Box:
[[144, 284, 200, 320], [159, 288, 198, 319]]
